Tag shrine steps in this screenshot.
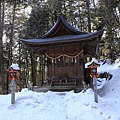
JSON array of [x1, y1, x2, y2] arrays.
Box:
[[33, 77, 83, 93], [51, 78, 77, 87], [33, 84, 83, 93]]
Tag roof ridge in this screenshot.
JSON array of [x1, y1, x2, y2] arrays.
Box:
[[42, 14, 87, 38]]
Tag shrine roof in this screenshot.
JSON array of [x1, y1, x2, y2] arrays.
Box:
[[20, 14, 104, 57], [20, 29, 104, 45], [42, 14, 86, 38]]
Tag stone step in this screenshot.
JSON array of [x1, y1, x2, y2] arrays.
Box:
[[51, 82, 75, 86]]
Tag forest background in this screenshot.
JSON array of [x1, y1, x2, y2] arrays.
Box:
[[0, 0, 119, 93]]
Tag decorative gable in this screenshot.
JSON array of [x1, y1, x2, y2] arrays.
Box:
[[42, 14, 86, 38]]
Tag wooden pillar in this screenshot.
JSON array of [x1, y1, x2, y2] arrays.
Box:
[[52, 47, 55, 77]]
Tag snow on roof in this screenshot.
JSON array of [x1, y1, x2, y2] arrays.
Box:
[[85, 58, 100, 68], [10, 63, 20, 70]]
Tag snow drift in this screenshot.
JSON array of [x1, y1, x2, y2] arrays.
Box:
[[0, 60, 120, 120]]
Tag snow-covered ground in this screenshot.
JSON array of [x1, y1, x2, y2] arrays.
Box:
[[1, 59, 120, 120]]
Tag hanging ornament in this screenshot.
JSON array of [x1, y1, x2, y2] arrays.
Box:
[[58, 58, 60, 61], [52, 59, 54, 63], [72, 58, 74, 62], [75, 57, 77, 63], [55, 59, 57, 63]]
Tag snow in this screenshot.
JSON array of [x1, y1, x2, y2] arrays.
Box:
[[10, 63, 20, 70], [1, 59, 120, 120]]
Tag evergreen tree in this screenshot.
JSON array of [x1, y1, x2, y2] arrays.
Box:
[[95, 0, 120, 59]]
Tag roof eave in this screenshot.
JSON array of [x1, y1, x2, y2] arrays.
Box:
[[20, 29, 104, 46]]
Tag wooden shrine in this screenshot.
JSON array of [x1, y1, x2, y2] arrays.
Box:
[[21, 14, 104, 92]]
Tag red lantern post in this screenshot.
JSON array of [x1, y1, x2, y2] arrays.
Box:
[[8, 68, 19, 104], [88, 61, 100, 103], [8, 70, 18, 81], [90, 66, 99, 78]]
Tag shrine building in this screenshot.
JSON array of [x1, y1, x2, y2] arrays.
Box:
[[20, 14, 104, 92]]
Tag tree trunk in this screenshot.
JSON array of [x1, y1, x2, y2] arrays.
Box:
[[86, 0, 91, 32], [9, 1, 16, 65], [0, 1, 5, 92]]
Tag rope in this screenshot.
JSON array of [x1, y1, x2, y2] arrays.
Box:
[[45, 50, 84, 60]]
